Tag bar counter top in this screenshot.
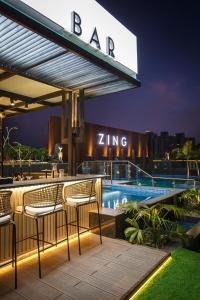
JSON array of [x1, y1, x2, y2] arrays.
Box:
[[0, 174, 105, 190]]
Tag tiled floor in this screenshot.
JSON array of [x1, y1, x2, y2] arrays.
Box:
[[0, 234, 169, 300]]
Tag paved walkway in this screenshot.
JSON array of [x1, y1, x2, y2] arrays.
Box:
[[0, 235, 169, 300]]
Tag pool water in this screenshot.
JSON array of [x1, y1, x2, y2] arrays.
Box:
[[102, 185, 175, 209], [127, 178, 194, 189]]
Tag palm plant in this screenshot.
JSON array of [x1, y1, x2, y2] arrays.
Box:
[[171, 141, 194, 178], [124, 218, 146, 244], [123, 202, 185, 248]]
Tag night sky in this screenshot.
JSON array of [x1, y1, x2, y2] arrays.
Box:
[[5, 0, 200, 147]]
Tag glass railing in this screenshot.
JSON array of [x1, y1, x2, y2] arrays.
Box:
[[77, 160, 152, 183], [77, 160, 198, 190], [2, 161, 68, 178], [143, 159, 200, 179], [3, 159, 197, 189]]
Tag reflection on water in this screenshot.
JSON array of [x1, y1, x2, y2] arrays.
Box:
[[102, 185, 176, 209], [102, 190, 146, 209]]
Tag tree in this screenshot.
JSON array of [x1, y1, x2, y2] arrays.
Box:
[[3, 127, 18, 160], [3, 126, 50, 162], [171, 140, 195, 178]]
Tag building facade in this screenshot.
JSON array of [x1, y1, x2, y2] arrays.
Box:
[[48, 116, 148, 162]]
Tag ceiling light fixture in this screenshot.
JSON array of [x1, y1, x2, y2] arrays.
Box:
[[10, 98, 15, 106]]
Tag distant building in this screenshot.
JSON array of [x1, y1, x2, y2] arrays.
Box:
[[145, 131, 196, 159], [175, 133, 185, 147]]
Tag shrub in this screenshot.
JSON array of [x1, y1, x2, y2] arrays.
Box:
[[178, 189, 200, 212], [123, 202, 186, 248]]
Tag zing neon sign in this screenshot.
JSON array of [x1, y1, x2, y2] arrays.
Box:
[[97, 133, 127, 147]]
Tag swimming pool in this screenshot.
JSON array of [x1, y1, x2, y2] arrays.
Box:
[[102, 185, 183, 209]]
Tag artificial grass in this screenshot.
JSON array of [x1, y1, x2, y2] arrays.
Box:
[[135, 248, 200, 300]]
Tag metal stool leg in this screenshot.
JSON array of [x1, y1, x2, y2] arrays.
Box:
[[12, 223, 17, 289], [64, 210, 70, 261], [76, 207, 81, 255], [35, 218, 42, 278], [55, 212, 57, 246], [96, 201, 102, 244], [12, 224, 15, 268], [42, 216, 45, 252], [12, 214, 15, 267]]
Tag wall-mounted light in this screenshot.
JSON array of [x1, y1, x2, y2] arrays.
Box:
[[0, 111, 5, 119], [0, 111, 5, 129]]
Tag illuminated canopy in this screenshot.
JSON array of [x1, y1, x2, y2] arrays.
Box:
[[0, 0, 140, 117]]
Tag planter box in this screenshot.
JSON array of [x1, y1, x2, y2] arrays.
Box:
[[89, 208, 126, 239]]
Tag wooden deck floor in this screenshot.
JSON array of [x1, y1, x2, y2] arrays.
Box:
[[0, 234, 169, 300]]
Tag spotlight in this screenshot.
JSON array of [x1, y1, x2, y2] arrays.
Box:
[[10, 98, 15, 106]]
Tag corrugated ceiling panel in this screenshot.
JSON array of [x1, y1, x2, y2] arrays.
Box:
[[85, 81, 134, 97], [0, 14, 130, 95], [0, 15, 65, 69], [0, 11, 138, 115]]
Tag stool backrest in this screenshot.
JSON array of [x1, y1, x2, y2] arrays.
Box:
[[0, 191, 12, 217], [64, 180, 96, 201], [23, 184, 64, 209]]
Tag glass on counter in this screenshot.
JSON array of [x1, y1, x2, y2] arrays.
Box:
[[59, 169, 65, 178]]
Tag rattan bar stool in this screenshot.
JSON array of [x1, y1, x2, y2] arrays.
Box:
[[0, 191, 17, 289], [63, 180, 102, 255], [16, 184, 70, 278]]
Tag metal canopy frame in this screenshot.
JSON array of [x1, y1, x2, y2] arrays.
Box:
[[0, 0, 140, 117]]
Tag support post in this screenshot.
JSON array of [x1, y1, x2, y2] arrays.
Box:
[[68, 92, 75, 176], [0, 113, 4, 177], [61, 90, 85, 176]]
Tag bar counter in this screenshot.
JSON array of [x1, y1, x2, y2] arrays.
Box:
[[0, 175, 104, 261]]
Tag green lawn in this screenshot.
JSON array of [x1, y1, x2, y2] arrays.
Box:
[[135, 248, 200, 300]]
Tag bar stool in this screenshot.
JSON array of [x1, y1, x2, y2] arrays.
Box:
[[63, 180, 102, 255], [16, 184, 70, 278], [0, 191, 17, 289]]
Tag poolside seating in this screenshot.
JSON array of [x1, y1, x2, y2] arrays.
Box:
[[16, 184, 70, 278], [0, 191, 17, 289], [63, 180, 102, 255]]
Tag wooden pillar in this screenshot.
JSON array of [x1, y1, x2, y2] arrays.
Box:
[[0, 113, 4, 177], [68, 92, 76, 176], [61, 91, 73, 176], [61, 90, 85, 176], [79, 89, 85, 143]]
